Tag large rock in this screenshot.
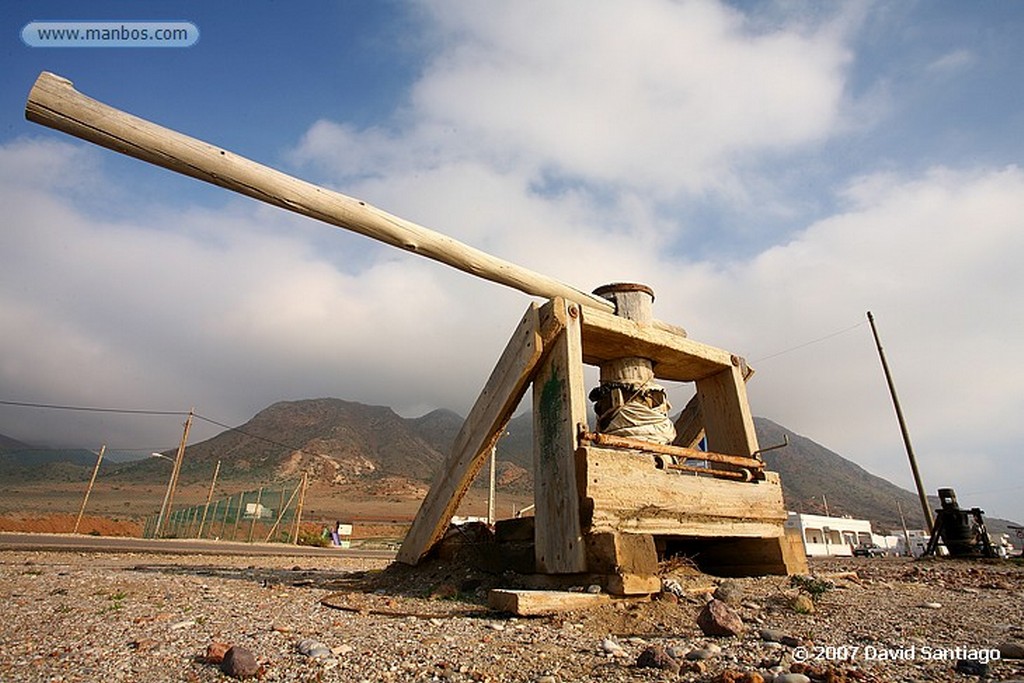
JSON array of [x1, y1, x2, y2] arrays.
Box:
[[697, 599, 745, 637], [221, 646, 259, 679], [635, 645, 680, 674]]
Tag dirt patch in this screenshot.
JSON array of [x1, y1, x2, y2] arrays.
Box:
[[0, 513, 141, 537]]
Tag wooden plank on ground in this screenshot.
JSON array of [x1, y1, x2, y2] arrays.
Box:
[[579, 306, 733, 382], [580, 446, 787, 537], [397, 303, 550, 565], [488, 589, 610, 616], [533, 298, 588, 573]]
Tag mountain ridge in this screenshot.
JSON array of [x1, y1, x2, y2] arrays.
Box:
[[3, 399, 1018, 535]]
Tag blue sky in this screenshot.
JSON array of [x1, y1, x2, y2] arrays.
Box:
[[1, 1, 1022, 524]]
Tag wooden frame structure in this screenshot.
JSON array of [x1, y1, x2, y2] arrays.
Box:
[[397, 296, 807, 585], [23, 72, 805, 587]]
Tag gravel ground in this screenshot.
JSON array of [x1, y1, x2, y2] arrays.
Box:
[[1, 549, 1022, 682]]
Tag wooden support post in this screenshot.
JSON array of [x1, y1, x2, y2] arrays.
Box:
[[398, 303, 554, 565], [696, 362, 759, 458], [73, 445, 105, 534], [197, 459, 220, 539], [292, 472, 308, 545], [532, 298, 588, 573]]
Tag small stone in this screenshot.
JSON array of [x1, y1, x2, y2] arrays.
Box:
[[535, 677, 557, 683], [600, 637, 624, 656], [955, 659, 988, 676], [636, 645, 680, 674], [679, 660, 708, 674], [779, 635, 804, 648], [333, 644, 353, 656], [487, 622, 506, 631], [585, 584, 602, 594], [666, 645, 688, 659], [655, 591, 679, 604], [999, 642, 1024, 659], [773, 674, 810, 683], [698, 599, 745, 637], [791, 595, 815, 614], [759, 629, 785, 643], [221, 646, 259, 679], [170, 619, 195, 629], [714, 579, 744, 605], [920, 602, 942, 609], [685, 647, 717, 661], [129, 638, 158, 652], [710, 671, 764, 683], [297, 638, 331, 658], [205, 640, 231, 664]]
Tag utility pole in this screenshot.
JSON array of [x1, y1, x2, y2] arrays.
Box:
[[867, 312, 934, 534], [73, 445, 105, 534], [821, 494, 831, 518], [159, 407, 194, 537], [197, 459, 220, 539]]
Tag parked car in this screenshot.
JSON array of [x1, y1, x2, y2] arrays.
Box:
[[853, 543, 886, 557]]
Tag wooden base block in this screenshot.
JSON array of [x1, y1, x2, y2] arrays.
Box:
[[488, 589, 610, 616], [584, 531, 658, 576], [606, 573, 662, 596]]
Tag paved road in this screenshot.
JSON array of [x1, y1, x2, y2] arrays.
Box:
[[0, 532, 397, 560]]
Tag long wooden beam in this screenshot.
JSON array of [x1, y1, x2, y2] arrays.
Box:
[[25, 72, 615, 314]]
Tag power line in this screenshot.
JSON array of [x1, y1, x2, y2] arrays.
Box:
[[752, 320, 868, 363], [0, 399, 188, 416]]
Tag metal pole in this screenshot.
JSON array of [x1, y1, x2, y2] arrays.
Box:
[[867, 311, 933, 534], [197, 460, 221, 539], [73, 445, 105, 534]]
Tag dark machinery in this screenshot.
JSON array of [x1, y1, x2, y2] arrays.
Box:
[[923, 488, 997, 558]]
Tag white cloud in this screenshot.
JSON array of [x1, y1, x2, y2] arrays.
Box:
[[927, 48, 976, 74], [2, 2, 1021, 523]]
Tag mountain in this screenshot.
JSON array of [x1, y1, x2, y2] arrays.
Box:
[[0, 445, 100, 482], [5, 400, 1018, 534], [754, 418, 933, 532], [0, 432, 34, 451], [110, 398, 451, 487]]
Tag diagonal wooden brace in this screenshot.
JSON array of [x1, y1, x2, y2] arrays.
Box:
[[397, 300, 567, 565]]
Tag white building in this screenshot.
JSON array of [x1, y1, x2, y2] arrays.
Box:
[[785, 512, 877, 557]]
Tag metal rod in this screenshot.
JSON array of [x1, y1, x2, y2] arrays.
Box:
[[867, 311, 933, 534]]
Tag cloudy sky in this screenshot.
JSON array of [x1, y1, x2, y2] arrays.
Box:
[[2, 1, 1022, 522]]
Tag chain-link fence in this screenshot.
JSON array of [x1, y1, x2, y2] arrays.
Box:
[[143, 479, 306, 543]]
